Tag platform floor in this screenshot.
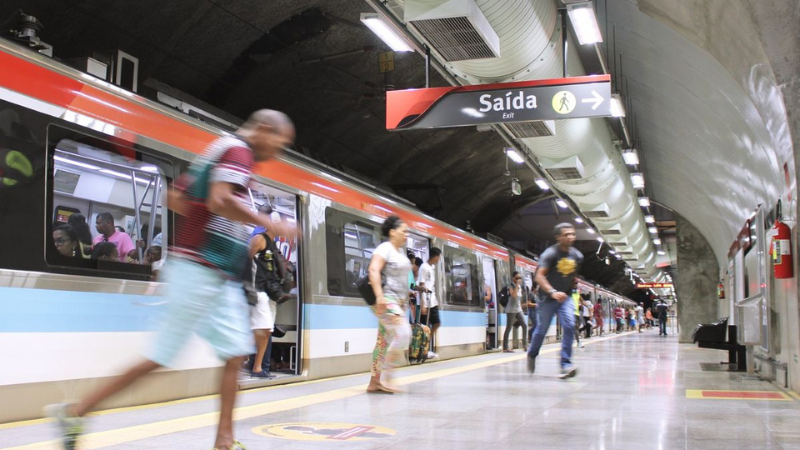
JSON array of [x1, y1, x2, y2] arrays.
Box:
[[2, 330, 800, 450]]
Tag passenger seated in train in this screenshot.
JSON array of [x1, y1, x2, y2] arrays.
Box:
[[92, 212, 136, 263], [52, 224, 90, 259], [144, 246, 163, 279], [67, 214, 94, 256], [91, 241, 119, 262]]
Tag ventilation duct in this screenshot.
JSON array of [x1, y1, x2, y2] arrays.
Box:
[[505, 120, 556, 139], [405, 0, 500, 61], [600, 223, 622, 235], [583, 202, 610, 218], [541, 155, 585, 181]]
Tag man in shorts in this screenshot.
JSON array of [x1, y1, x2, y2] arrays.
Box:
[[418, 247, 442, 359], [48, 110, 296, 450]]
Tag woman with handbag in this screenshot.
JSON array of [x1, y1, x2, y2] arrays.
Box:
[[366, 215, 412, 394]]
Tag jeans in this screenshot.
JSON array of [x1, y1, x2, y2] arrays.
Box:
[[659, 317, 667, 335], [527, 308, 538, 344], [528, 298, 574, 369], [503, 312, 527, 350]]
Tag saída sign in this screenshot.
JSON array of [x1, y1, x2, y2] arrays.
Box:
[[386, 75, 611, 131]]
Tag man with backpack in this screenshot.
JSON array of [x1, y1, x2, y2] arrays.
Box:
[[527, 223, 583, 379]]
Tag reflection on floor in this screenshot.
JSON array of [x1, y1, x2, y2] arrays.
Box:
[[2, 329, 799, 450]]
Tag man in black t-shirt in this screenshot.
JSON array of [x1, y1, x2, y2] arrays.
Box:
[[527, 223, 583, 379], [656, 299, 669, 336]]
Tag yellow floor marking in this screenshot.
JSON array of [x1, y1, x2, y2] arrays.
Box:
[[685, 389, 792, 401], [0, 333, 627, 450], [785, 390, 800, 401]]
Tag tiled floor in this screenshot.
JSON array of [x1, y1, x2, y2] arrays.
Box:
[[2, 330, 799, 450]]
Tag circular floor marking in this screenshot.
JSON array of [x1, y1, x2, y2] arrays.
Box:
[[252, 422, 397, 441]]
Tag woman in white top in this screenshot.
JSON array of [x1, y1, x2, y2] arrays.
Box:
[[367, 215, 413, 394], [503, 271, 527, 352]]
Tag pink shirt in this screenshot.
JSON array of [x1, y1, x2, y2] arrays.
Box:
[[93, 231, 136, 262]]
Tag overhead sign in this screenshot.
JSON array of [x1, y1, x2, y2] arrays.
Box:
[[637, 283, 673, 289], [386, 75, 611, 130]]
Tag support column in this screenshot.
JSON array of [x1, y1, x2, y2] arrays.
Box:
[[675, 214, 720, 343]]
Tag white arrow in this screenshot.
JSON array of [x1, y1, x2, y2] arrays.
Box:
[[581, 90, 604, 110]]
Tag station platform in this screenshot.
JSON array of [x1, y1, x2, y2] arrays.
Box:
[[2, 330, 799, 450]]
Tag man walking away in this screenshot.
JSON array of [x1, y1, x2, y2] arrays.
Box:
[[635, 303, 644, 333], [418, 248, 442, 359], [527, 223, 583, 379], [48, 110, 296, 450], [657, 299, 669, 336]]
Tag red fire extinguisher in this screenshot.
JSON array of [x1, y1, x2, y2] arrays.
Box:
[[717, 282, 725, 299], [772, 200, 793, 279]]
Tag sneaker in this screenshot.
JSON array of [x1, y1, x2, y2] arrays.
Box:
[[526, 356, 536, 374], [46, 403, 83, 450], [427, 351, 438, 359], [212, 440, 248, 450], [579, 342, 585, 348], [251, 370, 277, 379], [558, 366, 578, 379]]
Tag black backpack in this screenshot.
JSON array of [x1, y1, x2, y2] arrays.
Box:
[[498, 285, 510, 309]]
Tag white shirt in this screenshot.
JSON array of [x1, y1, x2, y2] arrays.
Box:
[[418, 262, 439, 308]]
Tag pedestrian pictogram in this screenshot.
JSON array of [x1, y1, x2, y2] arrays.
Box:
[[552, 91, 576, 114], [253, 422, 397, 441]]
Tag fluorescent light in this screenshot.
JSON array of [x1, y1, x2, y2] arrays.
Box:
[[586, 228, 595, 234], [657, 250, 666, 256], [638, 197, 650, 207], [100, 169, 130, 178], [622, 149, 639, 165], [556, 199, 568, 209], [141, 165, 159, 173], [645, 215, 655, 224], [506, 149, 525, 164], [54, 155, 101, 171], [653, 238, 662, 245], [566, 2, 603, 45], [631, 173, 645, 189], [648, 227, 658, 234], [610, 93, 626, 118], [535, 178, 550, 190], [597, 237, 604, 243], [360, 13, 413, 52], [608, 250, 616, 255], [574, 217, 584, 223]]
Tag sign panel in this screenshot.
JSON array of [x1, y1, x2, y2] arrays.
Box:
[[386, 75, 611, 130], [637, 283, 673, 289]]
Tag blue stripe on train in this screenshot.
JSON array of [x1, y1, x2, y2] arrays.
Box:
[[0, 288, 486, 332]]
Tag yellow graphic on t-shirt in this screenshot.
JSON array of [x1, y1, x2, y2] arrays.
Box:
[[557, 258, 576, 276]]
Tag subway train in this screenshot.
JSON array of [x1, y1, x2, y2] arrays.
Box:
[[0, 39, 635, 422]]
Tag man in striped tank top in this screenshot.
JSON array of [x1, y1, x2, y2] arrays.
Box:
[[48, 110, 296, 450]]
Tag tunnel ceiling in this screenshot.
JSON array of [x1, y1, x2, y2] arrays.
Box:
[[2, 0, 797, 290]]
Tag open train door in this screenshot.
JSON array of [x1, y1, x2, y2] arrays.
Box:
[[241, 182, 303, 387]]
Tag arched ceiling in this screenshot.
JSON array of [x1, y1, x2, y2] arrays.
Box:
[[3, 0, 798, 281]]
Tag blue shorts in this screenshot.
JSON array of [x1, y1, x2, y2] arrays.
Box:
[[146, 258, 255, 367]]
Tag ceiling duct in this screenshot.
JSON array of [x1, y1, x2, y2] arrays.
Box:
[[405, 0, 500, 61], [505, 120, 556, 139], [583, 202, 610, 218], [541, 155, 585, 181], [601, 223, 622, 235]]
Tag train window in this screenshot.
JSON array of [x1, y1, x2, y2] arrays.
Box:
[[46, 126, 169, 279], [325, 208, 380, 297], [444, 246, 480, 307], [406, 232, 429, 263]]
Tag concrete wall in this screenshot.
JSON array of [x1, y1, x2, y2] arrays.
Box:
[[675, 214, 720, 343]]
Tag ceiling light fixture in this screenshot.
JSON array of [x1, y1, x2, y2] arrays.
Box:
[[645, 215, 655, 224], [556, 199, 568, 209], [631, 173, 645, 190], [360, 13, 413, 52], [622, 149, 639, 165], [610, 93, 626, 118], [653, 238, 662, 245], [597, 237, 604, 243], [586, 228, 596, 234], [648, 227, 658, 234], [657, 250, 666, 256], [574, 217, 584, 223], [566, 2, 603, 45], [535, 178, 550, 190], [506, 148, 525, 164], [638, 197, 650, 207]]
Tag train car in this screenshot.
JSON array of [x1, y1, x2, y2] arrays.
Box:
[[0, 38, 514, 422]]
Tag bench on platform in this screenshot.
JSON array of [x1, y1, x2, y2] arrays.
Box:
[[692, 317, 746, 372]]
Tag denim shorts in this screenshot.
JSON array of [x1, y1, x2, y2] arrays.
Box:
[[146, 258, 255, 366]]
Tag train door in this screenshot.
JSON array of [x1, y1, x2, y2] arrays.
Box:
[[494, 258, 511, 350], [407, 232, 430, 321], [482, 257, 498, 349], [245, 182, 302, 384]]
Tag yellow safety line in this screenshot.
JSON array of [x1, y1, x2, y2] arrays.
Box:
[[0, 333, 627, 450], [685, 389, 792, 401], [788, 390, 800, 401]]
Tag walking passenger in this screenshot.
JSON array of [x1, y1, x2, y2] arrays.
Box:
[[646, 308, 654, 328], [418, 248, 442, 359], [581, 297, 593, 338], [366, 216, 413, 394], [502, 271, 528, 352], [593, 300, 604, 336], [657, 299, 669, 336], [614, 305, 624, 333], [526, 285, 538, 344], [635, 303, 644, 333], [572, 288, 584, 349], [527, 223, 583, 379], [48, 109, 296, 450]]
